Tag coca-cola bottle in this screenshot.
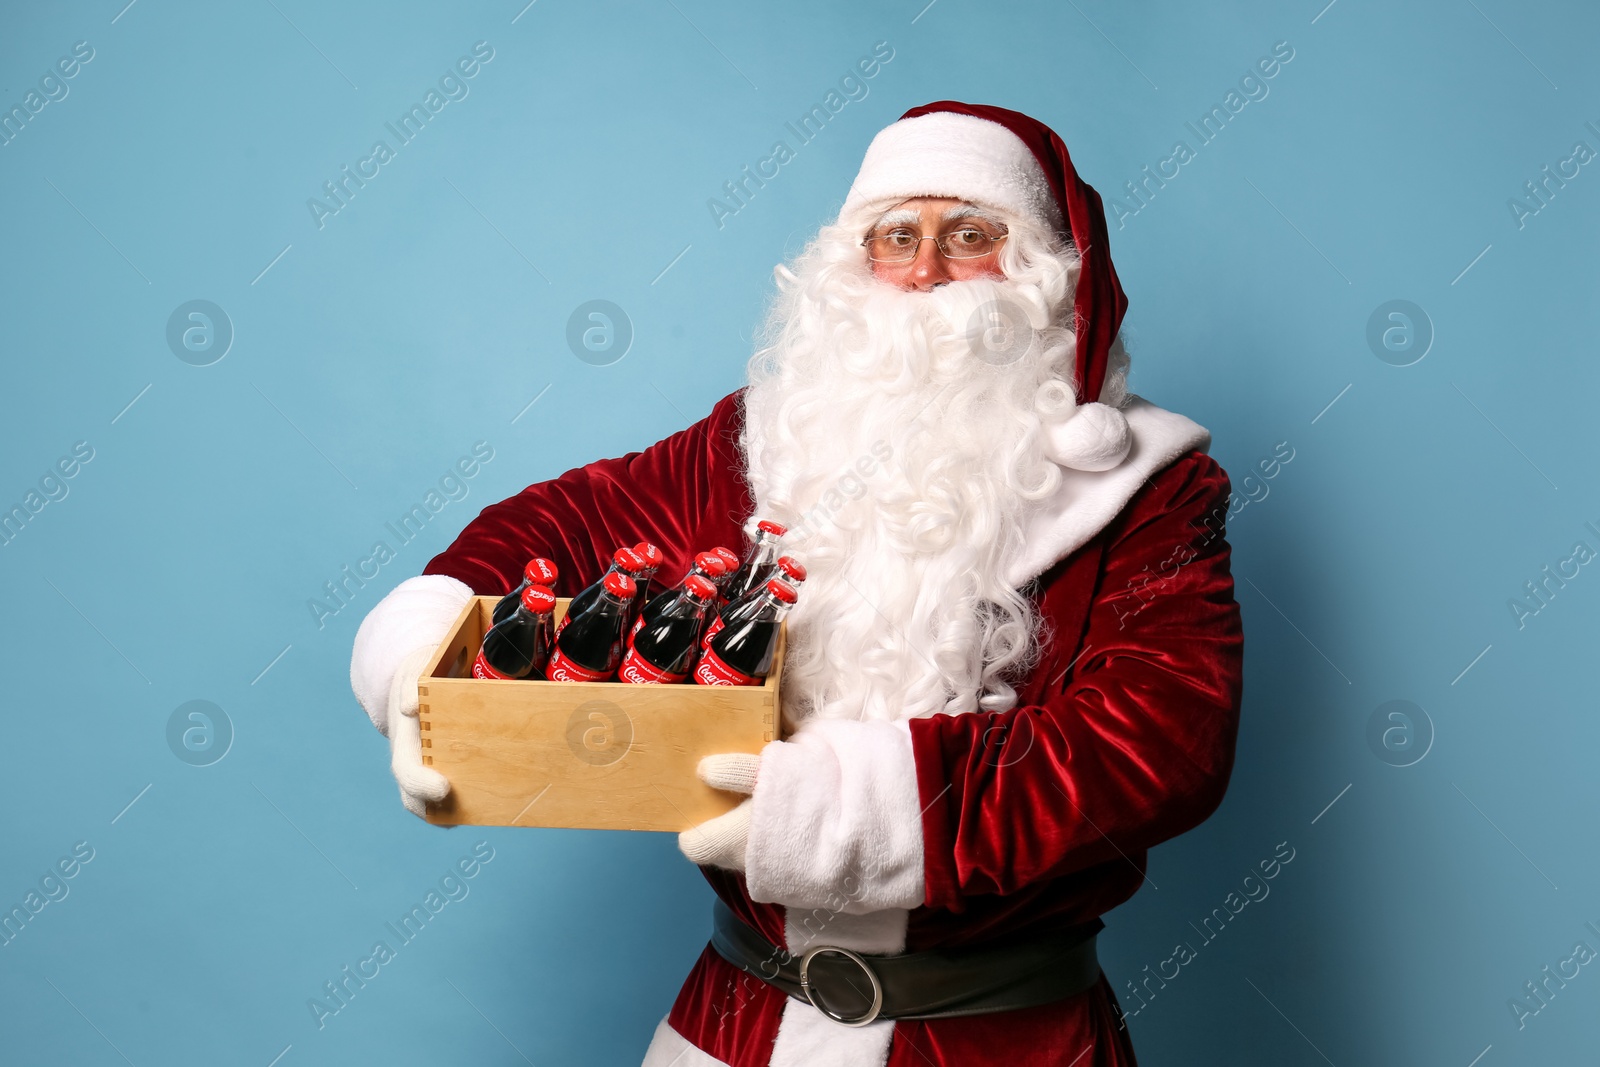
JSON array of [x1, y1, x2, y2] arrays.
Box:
[[473, 585, 557, 679], [723, 520, 787, 603], [696, 549, 731, 584], [708, 546, 741, 602], [546, 571, 636, 682], [555, 547, 645, 641], [630, 541, 664, 626], [620, 575, 718, 684], [703, 555, 806, 650], [492, 557, 560, 625], [694, 578, 795, 686], [631, 551, 732, 644]]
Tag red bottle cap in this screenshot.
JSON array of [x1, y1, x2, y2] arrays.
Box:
[[776, 556, 806, 582], [634, 542, 664, 569], [520, 584, 557, 613], [524, 557, 559, 585], [756, 519, 787, 538], [711, 546, 740, 570], [613, 547, 646, 573], [603, 571, 637, 598], [695, 551, 728, 577], [685, 575, 718, 600], [765, 578, 798, 604]]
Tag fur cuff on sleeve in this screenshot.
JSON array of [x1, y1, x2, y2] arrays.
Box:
[[744, 718, 926, 914], [350, 574, 474, 735]]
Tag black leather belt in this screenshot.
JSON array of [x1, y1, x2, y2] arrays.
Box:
[[709, 897, 1104, 1026]]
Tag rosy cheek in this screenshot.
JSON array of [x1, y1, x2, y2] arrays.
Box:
[[870, 261, 913, 288], [955, 259, 1005, 281]]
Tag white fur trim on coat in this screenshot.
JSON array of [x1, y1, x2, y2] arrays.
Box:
[[635, 908, 909, 1067], [350, 574, 474, 735], [841, 111, 1063, 232], [1008, 395, 1210, 589], [745, 718, 924, 915], [770, 993, 896, 1066], [639, 1016, 732, 1066], [768, 906, 906, 1066]]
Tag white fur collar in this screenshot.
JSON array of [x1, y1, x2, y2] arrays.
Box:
[[1006, 395, 1210, 588]]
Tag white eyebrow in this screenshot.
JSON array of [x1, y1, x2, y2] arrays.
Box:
[[871, 208, 920, 229], [942, 203, 1005, 225], [870, 203, 1007, 232]]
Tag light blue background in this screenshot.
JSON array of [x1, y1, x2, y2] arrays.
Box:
[[2, 1, 1596, 1063]]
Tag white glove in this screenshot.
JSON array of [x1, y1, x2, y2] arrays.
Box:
[[387, 645, 450, 818], [678, 753, 761, 870], [350, 574, 474, 818]]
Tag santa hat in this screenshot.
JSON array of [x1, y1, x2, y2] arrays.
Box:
[[841, 101, 1132, 472]]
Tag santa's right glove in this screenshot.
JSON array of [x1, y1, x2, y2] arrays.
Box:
[[384, 646, 450, 817], [350, 574, 475, 818]]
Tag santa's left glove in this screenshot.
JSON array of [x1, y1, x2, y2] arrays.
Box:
[[678, 752, 761, 871]]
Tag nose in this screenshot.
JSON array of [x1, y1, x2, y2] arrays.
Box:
[[904, 237, 953, 291]]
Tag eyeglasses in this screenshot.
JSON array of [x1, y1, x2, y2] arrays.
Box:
[[860, 226, 1009, 263]]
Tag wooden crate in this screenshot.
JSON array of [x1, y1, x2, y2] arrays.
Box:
[[418, 596, 785, 831]]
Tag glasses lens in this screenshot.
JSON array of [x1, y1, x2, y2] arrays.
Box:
[[940, 229, 997, 259], [866, 231, 919, 262]]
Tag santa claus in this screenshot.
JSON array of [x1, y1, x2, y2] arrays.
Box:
[[349, 101, 1244, 1065]]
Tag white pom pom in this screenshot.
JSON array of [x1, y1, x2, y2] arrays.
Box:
[[1044, 401, 1133, 471]]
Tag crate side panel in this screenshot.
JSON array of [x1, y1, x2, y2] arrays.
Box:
[[423, 678, 772, 831]]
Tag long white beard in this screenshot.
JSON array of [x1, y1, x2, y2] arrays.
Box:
[[741, 230, 1098, 727]]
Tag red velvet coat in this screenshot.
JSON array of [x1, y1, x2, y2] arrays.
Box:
[[424, 388, 1244, 1066]]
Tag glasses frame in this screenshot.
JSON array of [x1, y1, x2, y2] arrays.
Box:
[[859, 225, 1010, 264]]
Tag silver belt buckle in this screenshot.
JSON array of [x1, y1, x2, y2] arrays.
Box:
[[798, 944, 885, 1026]]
